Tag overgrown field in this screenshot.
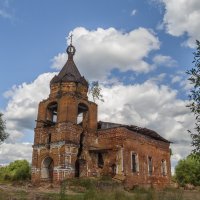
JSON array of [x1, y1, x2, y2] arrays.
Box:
[[0, 177, 200, 200]]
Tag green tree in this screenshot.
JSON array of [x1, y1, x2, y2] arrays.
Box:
[[0, 160, 31, 181], [0, 113, 8, 144], [187, 40, 200, 155], [175, 155, 200, 186], [89, 81, 104, 102]]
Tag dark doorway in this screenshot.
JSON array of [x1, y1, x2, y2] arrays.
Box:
[[97, 153, 104, 168], [75, 159, 80, 177]]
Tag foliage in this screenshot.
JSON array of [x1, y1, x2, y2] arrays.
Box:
[[186, 40, 200, 155], [175, 154, 200, 186], [0, 160, 31, 181], [0, 113, 8, 144], [89, 81, 104, 102]]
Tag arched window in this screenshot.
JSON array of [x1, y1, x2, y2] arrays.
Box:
[[46, 102, 58, 124], [77, 103, 88, 126]]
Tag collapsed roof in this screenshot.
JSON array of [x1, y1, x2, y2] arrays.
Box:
[[98, 121, 170, 143]]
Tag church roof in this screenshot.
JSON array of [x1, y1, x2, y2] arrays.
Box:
[[50, 44, 88, 87], [97, 121, 170, 143]]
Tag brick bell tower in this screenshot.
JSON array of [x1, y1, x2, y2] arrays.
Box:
[[31, 38, 98, 184]]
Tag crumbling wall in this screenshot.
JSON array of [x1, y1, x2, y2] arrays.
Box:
[[32, 122, 83, 184], [94, 127, 171, 188]]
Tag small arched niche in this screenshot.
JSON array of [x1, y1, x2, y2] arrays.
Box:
[[41, 157, 54, 181], [77, 103, 88, 127], [46, 102, 58, 124]]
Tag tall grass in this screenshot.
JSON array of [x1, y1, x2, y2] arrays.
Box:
[[0, 176, 187, 200], [58, 178, 184, 200]]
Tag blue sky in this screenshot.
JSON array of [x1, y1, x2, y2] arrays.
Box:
[[0, 0, 200, 173]]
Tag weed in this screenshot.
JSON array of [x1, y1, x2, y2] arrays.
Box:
[[60, 181, 67, 200], [157, 188, 183, 200], [83, 189, 97, 200], [67, 178, 95, 190], [114, 190, 132, 200], [16, 190, 28, 199]]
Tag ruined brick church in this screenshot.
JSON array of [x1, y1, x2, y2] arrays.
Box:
[[31, 41, 171, 188]]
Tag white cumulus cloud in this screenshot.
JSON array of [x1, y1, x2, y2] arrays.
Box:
[[52, 27, 160, 80], [3, 72, 56, 142], [153, 54, 177, 67], [1, 73, 56, 164], [170, 72, 193, 92], [158, 0, 200, 47], [0, 143, 32, 164]]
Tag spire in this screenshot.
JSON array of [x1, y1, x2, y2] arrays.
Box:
[[50, 36, 88, 87]]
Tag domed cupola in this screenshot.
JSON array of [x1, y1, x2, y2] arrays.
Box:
[[50, 36, 88, 87]]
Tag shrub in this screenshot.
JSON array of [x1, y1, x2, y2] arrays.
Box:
[[175, 155, 200, 186], [0, 160, 31, 181]]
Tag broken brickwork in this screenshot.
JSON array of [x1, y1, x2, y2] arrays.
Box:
[[31, 43, 171, 188]]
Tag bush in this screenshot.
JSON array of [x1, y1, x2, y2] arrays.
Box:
[[0, 160, 31, 181]]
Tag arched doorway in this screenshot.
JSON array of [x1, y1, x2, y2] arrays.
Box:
[[41, 157, 54, 181]]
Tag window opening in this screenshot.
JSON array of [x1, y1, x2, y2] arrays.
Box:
[[97, 153, 104, 168], [131, 153, 139, 173], [161, 160, 167, 176], [46, 103, 58, 124], [77, 112, 83, 124], [45, 133, 51, 149], [77, 103, 88, 126], [148, 156, 153, 176], [47, 133, 51, 144]]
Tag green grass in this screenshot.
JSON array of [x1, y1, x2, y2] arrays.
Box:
[[0, 178, 200, 200], [0, 189, 28, 200]]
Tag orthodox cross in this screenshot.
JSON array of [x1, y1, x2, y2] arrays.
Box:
[[69, 33, 73, 45]]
